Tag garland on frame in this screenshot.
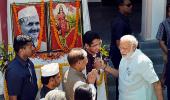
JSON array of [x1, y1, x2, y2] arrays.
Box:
[[36, 0, 45, 51], [12, 0, 81, 59], [50, 0, 80, 52], [12, 3, 21, 34], [13, 1, 44, 51]]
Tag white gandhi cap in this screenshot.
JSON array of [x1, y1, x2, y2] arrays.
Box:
[[41, 63, 59, 77], [18, 6, 39, 20]]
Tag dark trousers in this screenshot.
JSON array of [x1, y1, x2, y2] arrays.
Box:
[[115, 78, 119, 100], [0, 94, 4, 100], [167, 85, 170, 100], [110, 57, 120, 100], [166, 49, 170, 100]]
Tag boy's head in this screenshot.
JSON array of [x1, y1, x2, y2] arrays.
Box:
[[83, 31, 102, 55]]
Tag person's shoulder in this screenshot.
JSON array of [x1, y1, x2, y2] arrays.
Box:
[[111, 16, 125, 28], [136, 49, 152, 63], [7, 58, 19, 70], [164, 18, 170, 22], [161, 18, 170, 25], [111, 16, 123, 24], [6, 60, 21, 77]]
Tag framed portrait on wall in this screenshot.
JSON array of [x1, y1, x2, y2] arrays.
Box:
[[11, 3, 47, 52], [48, 1, 83, 51]]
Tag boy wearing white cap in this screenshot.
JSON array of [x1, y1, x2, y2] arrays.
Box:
[[18, 6, 47, 51], [40, 63, 61, 99]]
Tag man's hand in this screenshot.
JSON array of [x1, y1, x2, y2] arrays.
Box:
[[104, 66, 119, 77], [153, 81, 163, 100], [87, 69, 98, 84], [93, 57, 104, 70], [160, 77, 166, 89], [9, 96, 17, 100]]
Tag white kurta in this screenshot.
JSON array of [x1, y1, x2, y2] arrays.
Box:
[[97, 69, 107, 100], [119, 49, 159, 100]]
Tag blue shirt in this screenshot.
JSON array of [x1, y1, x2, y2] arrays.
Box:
[[156, 18, 170, 85], [109, 12, 132, 68], [5, 56, 38, 100], [156, 18, 170, 45]]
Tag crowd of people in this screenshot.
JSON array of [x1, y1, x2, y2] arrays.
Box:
[[4, 32, 164, 100], [1, 0, 170, 100]]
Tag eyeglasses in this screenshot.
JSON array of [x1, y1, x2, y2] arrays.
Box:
[[124, 3, 132, 7]]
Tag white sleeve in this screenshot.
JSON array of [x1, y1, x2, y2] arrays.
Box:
[[139, 59, 159, 84]]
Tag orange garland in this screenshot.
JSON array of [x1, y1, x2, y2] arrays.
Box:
[[13, 0, 80, 52], [69, 0, 80, 48], [12, 3, 21, 34], [50, 0, 80, 52], [13, 2, 44, 51], [32, 51, 65, 60], [50, 0, 64, 50], [36, 0, 45, 51]]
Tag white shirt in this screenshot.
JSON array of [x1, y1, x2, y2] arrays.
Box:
[[97, 69, 107, 100], [119, 49, 159, 100]]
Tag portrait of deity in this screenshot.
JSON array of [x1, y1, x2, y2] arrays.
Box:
[[50, 2, 83, 51]]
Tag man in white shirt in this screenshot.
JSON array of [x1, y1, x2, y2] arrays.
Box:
[[118, 35, 163, 100]]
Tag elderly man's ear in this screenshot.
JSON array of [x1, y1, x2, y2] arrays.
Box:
[[132, 45, 137, 51]]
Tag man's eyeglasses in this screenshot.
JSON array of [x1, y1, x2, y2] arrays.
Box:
[[124, 3, 132, 7]]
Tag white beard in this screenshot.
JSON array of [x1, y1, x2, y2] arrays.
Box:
[[122, 51, 134, 59]]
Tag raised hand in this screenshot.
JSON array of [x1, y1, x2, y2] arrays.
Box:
[[93, 57, 105, 70], [87, 69, 98, 84]]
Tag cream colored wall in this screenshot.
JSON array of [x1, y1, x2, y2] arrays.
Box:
[[141, 0, 166, 40]]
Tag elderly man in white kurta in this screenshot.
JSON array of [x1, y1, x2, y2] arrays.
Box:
[[118, 35, 163, 100]]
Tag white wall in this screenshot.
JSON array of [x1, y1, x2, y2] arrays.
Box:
[[151, 0, 166, 40], [141, 0, 166, 40]]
